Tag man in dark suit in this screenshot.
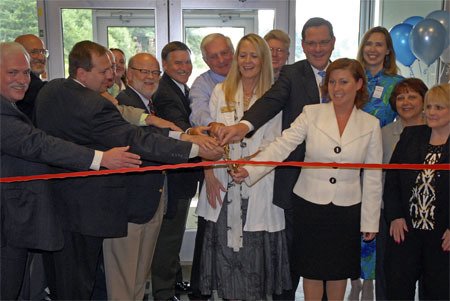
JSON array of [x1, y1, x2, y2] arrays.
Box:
[[0, 42, 141, 300], [218, 18, 336, 300], [100, 52, 197, 300], [150, 41, 201, 301], [14, 34, 47, 119], [33, 40, 223, 300]]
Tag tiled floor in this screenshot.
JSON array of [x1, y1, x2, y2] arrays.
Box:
[[145, 264, 358, 301]]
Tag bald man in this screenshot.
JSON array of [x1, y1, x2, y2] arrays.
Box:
[[14, 34, 48, 118], [0, 41, 141, 300]]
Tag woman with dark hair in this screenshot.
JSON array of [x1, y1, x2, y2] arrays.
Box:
[[109, 48, 127, 96], [375, 78, 428, 299], [231, 58, 382, 300], [384, 83, 449, 300], [357, 26, 404, 127]]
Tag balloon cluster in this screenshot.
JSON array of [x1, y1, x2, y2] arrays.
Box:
[[389, 10, 449, 67]]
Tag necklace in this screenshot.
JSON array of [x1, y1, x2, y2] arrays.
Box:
[[243, 91, 253, 111]]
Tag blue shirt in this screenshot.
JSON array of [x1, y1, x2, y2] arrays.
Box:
[[189, 70, 226, 126], [362, 70, 403, 127]]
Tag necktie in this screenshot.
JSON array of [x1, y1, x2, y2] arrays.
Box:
[[184, 85, 190, 99], [318, 70, 328, 103], [147, 99, 156, 115]]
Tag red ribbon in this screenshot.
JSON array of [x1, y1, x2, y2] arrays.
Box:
[[1, 160, 449, 183]]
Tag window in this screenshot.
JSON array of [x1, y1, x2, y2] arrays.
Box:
[[295, 0, 361, 61]]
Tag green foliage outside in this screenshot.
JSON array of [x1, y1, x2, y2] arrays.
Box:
[[0, 0, 38, 42]]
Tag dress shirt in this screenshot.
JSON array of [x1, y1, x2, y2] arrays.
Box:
[[189, 70, 226, 126], [311, 64, 329, 103]]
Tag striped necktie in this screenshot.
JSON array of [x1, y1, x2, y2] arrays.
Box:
[[318, 70, 328, 103]]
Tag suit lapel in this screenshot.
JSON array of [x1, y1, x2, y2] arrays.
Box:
[[161, 74, 191, 115], [315, 104, 376, 146], [315, 103, 341, 143], [301, 61, 320, 104], [124, 87, 148, 111]]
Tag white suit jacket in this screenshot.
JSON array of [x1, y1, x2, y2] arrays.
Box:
[[246, 103, 382, 232]]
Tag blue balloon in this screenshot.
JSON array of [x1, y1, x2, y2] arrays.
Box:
[[410, 18, 447, 66], [389, 23, 416, 67], [426, 10, 449, 47], [403, 16, 423, 27]]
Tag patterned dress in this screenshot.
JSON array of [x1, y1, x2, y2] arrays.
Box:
[[362, 70, 403, 127]]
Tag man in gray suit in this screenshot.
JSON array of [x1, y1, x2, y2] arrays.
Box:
[[33, 40, 223, 300], [0, 42, 141, 300], [218, 18, 335, 300]]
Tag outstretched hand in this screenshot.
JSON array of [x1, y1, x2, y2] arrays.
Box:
[[229, 166, 249, 184], [217, 123, 249, 145], [189, 125, 211, 136], [101, 146, 142, 169], [145, 115, 182, 131]]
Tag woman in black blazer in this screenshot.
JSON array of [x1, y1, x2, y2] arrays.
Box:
[[383, 83, 450, 300]]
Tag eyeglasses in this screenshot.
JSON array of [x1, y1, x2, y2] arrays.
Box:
[[129, 67, 162, 77], [269, 47, 287, 55], [302, 39, 332, 48], [29, 49, 49, 57]]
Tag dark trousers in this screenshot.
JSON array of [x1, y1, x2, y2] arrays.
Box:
[[1, 244, 28, 300], [189, 216, 208, 297], [19, 251, 49, 301], [385, 227, 449, 300], [375, 209, 387, 300], [151, 198, 191, 299], [43, 231, 103, 300], [272, 206, 300, 301]]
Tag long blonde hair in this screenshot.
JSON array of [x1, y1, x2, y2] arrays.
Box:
[[222, 33, 273, 108]]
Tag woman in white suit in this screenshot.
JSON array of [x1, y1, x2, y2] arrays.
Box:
[[232, 58, 382, 300]]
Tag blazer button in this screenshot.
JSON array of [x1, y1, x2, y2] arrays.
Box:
[[159, 188, 163, 193], [334, 146, 341, 154], [329, 177, 336, 184]]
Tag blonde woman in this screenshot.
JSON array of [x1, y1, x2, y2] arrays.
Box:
[[196, 33, 291, 300], [384, 84, 449, 300]]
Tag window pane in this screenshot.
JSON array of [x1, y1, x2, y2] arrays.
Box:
[[0, 0, 38, 42], [295, 0, 360, 61], [108, 26, 156, 60], [61, 9, 93, 76]]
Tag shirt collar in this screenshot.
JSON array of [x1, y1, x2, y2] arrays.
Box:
[[129, 85, 151, 107], [208, 69, 226, 83]]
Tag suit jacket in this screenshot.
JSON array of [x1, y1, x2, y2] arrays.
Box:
[[246, 103, 383, 232], [34, 78, 192, 237], [0, 96, 93, 250], [116, 86, 166, 223], [16, 72, 45, 119], [153, 74, 202, 209], [384, 125, 449, 231], [243, 60, 320, 209]]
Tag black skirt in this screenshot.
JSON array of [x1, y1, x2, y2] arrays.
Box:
[[292, 195, 361, 280]]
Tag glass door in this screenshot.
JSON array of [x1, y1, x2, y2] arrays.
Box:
[[44, 0, 165, 79]]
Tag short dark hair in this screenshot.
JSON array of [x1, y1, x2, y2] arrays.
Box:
[[69, 40, 108, 78], [389, 78, 428, 113], [161, 41, 191, 61], [322, 58, 368, 109], [301, 17, 334, 40]]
